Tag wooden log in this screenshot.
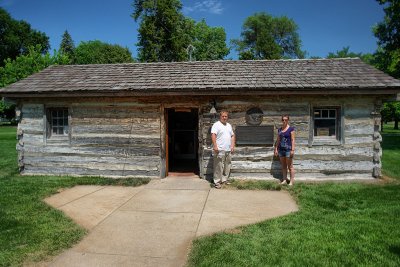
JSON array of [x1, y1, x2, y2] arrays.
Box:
[[22, 167, 159, 178]]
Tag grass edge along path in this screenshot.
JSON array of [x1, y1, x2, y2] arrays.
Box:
[[0, 126, 150, 266], [1, 127, 400, 266], [187, 133, 400, 267], [187, 182, 400, 267]]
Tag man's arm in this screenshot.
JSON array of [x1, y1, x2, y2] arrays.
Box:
[[211, 133, 218, 153]]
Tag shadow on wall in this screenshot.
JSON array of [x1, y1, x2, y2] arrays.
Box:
[[271, 156, 282, 179], [205, 156, 214, 183]]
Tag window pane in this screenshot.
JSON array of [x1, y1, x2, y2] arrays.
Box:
[[322, 110, 329, 118], [49, 108, 69, 137], [314, 119, 336, 136], [329, 110, 336, 118], [314, 110, 321, 118]]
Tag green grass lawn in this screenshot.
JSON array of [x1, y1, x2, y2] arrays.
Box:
[[382, 134, 400, 179], [189, 183, 400, 266], [1, 126, 400, 266], [187, 132, 400, 266], [382, 121, 400, 134], [0, 126, 150, 266]]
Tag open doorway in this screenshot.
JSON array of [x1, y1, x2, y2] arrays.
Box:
[[167, 108, 199, 175]]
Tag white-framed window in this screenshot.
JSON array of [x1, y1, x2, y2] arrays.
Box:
[[312, 107, 341, 144], [46, 108, 69, 139]]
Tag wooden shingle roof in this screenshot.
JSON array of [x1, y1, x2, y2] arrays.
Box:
[[1, 58, 400, 97]]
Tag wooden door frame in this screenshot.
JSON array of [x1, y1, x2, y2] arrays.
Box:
[[162, 106, 199, 178]]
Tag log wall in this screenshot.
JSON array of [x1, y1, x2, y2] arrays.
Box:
[[199, 95, 381, 180], [18, 101, 161, 177], [17, 95, 382, 180]]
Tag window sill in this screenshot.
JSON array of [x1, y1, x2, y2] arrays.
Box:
[[312, 137, 341, 146], [46, 136, 70, 146]]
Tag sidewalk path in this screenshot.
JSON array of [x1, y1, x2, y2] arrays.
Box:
[[45, 177, 298, 267]]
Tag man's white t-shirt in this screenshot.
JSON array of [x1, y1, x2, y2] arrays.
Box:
[[211, 120, 234, 151]]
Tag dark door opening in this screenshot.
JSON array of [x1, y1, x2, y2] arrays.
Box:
[[167, 108, 199, 174]]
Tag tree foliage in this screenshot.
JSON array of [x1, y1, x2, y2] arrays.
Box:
[[381, 102, 400, 129], [132, 0, 192, 62], [326, 46, 374, 64], [191, 19, 230, 61], [374, 0, 400, 52], [0, 45, 69, 88], [132, 0, 229, 62], [232, 12, 304, 60], [373, 0, 400, 78], [73, 40, 134, 64], [0, 7, 50, 66], [372, 0, 400, 130], [327, 46, 363, 58], [59, 30, 75, 60], [0, 45, 69, 121]]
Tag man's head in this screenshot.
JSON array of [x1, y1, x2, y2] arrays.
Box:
[[219, 110, 229, 124]]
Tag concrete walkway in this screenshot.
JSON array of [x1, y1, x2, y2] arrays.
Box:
[[44, 177, 298, 267]]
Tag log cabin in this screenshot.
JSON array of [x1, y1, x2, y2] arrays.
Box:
[[1, 58, 400, 180]]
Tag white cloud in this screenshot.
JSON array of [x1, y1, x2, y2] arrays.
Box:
[[183, 0, 224, 15]]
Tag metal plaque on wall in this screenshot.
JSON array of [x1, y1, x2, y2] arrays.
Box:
[[235, 125, 274, 145]]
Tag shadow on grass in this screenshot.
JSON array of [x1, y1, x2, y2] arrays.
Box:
[[389, 245, 400, 258], [382, 135, 400, 150]]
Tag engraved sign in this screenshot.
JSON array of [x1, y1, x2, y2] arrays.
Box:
[[236, 125, 274, 145]]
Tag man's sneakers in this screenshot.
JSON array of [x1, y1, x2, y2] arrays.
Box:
[[214, 180, 232, 189], [214, 182, 222, 189]]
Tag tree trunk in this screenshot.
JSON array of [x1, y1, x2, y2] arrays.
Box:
[[395, 119, 399, 130]]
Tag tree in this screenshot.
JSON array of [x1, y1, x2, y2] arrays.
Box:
[[59, 30, 75, 60], [0, 45, 69, 121], [0, 45, 69, 88], [326, 46, 374, 64], [372, 0, 400, 131], [381, 102, 400, 130], [0, 7, 50, 66], [73, 40, 134, 64], [132, 0, 193, 62], [191, 19, 230, 61], [374, 0, 399, 53], [232, 12, 304, 60], [327, 46, 363, 58], [373, 0, 400, 78]]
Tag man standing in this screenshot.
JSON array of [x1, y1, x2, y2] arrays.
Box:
[[211, 110, 235, 189]]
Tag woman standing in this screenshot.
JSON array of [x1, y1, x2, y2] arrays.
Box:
[[274, 115, 295, 186]]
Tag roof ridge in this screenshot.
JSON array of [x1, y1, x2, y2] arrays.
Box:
[[50, 58, 364, 68]]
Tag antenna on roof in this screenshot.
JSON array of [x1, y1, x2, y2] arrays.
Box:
[[186, 44, 195, 62]]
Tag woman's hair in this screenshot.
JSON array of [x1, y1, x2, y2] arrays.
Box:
[[281, 114, 290, 120]]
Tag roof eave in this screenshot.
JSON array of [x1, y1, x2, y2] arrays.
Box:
[[2, 87, 400, 99]]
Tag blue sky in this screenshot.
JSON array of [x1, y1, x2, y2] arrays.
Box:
[[2, 0, 384, 59]]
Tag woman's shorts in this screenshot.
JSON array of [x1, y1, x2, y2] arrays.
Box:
[[278, 150, 291, 158]]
